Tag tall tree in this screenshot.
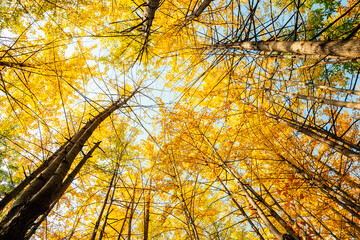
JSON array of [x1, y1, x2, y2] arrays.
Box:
[[0, 89, 138, 239], [1, 0, 360, 239]]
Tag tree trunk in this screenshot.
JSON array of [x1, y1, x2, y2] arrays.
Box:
[[127, 185, 136, 240], [98, 180, 117, 240], [264, 111, 360, 162], [279, 154, 360, 221], [179, 0, 213, 29], [266, 88, 360, 110], [218, 178, 265, 240], [90, 162, 117, 240], [143, 186, 151, 240], [0, 90, 137, 239], [142, 0, 160, 45], [210, 39, 360, 59], [199, 130, 300, 240], [0, 144, 66, 212], [23, 142, 100, 240]]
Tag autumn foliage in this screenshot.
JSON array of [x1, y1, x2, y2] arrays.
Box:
[[0, 0, 360, 239]]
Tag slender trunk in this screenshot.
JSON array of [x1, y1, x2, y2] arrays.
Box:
[[275, 80, 360, 97], [237, 179, 284, 240], [281, 58, 360, 72], [244, 182, 300, 240], [217, 175, 265, 239], [98, 157, 124, 240], [303, 83, 360, 97], [116, 201, 131, 240], [279, 155, 360, 221], [98, 182, 117, 240], [143, 187, 151, 240], [90, 163, 117, 240], [97, 155, 124, 240], [127, 176, 140, 240], [313, 156, 360, 189], [171, 165, 200, 240], [127, 191, 136, 240], [262, 184, 295, 225], [210, 39, 360, 59], [264, 111, 360, 162], [296, 200, 339, 239], [199, 131, 296, 240], [299, 122, 360, 153], [0, 61, 34, 68], [57, 142, 101, 198], [266, 88, 360, 110], [331, 206, 360, 233]]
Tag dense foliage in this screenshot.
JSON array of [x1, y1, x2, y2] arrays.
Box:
[[0, 0, 360, 239]]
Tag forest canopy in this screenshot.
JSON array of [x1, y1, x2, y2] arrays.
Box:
[[0, 0, 360, 239]]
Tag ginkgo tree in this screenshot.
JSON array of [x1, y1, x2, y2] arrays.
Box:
[[1, 0, 360, 239]]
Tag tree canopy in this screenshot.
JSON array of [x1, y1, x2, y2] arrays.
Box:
[[0, 0, 360, 239]]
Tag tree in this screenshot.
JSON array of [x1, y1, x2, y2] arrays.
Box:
[[209, 39, 360, 59], [0, 89, 138, 239], [1, 0, 360, 239]]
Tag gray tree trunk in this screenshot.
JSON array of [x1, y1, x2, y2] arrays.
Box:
[[180, 0, 213, 29], [266, 88, 360, 110], [210, 39, 360, 59]]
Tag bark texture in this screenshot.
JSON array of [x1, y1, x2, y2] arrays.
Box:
[[0, 91, 137, 239], [0, 145, 65, 211], [142, 0, 160, 45], [180, 0, 213, 28], [211, 39, 360, 59]]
